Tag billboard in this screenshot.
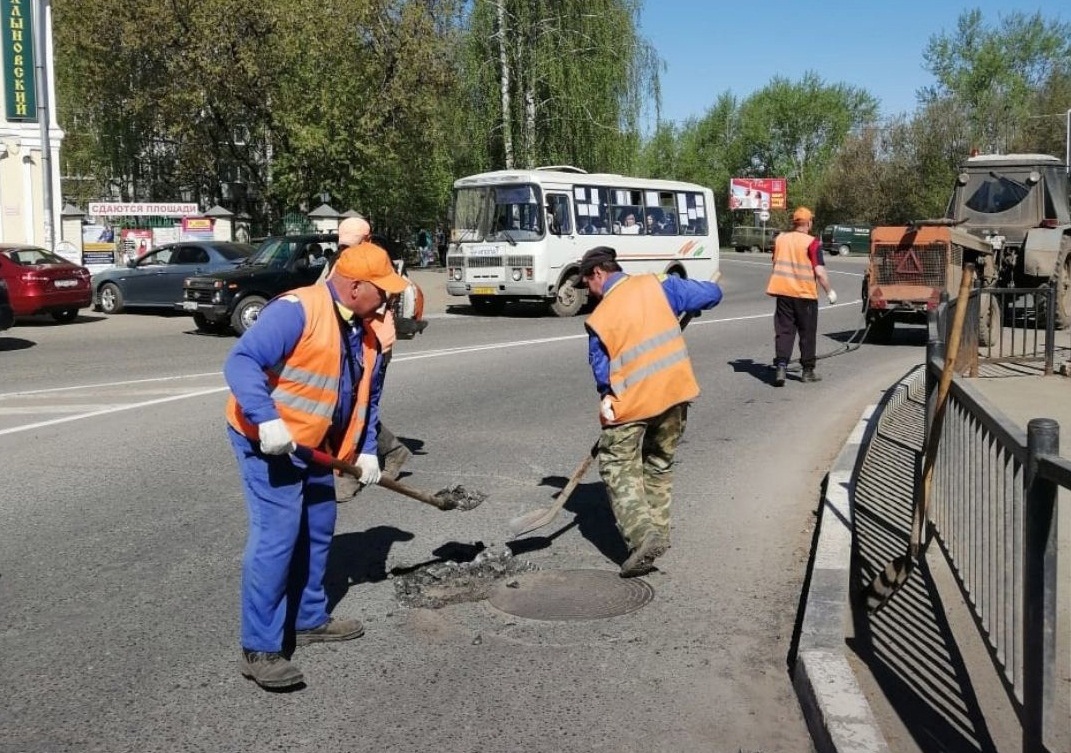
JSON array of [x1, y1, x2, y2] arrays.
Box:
[[729, 178, 787, 211]]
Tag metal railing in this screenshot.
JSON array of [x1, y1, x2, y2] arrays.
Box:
[[927, 301, 1070, 752], [965, 284, 1059, 375]]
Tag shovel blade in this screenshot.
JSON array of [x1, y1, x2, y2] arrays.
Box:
[[508, 507, 555, 537]]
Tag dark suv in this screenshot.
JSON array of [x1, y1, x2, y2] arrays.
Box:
[[179, 234, 338, 335]]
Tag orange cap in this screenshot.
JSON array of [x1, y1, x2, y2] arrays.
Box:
[[791, 207, 813, 223], [333, 241, 408, 294]]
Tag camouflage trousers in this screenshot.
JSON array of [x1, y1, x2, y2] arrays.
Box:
[[597, 403, 688, 550]]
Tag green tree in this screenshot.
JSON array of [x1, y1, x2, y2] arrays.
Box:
[[460, 0, 660, 172], [921, 9, 1071, 153]]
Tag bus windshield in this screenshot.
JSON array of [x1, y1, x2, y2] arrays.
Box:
[[452, 184, 545, 244]]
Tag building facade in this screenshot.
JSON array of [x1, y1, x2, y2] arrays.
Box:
[[0, 0, 61, 248]]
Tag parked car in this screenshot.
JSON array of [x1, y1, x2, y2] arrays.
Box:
[[0, 278, 13, 331], [820, 223, 872, 256], [179, 234, 339, 335], [0, 244, 92, 323], [93, 241, 255, 315]]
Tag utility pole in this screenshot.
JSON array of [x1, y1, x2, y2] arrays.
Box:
[[33, 0, 54, 249], [1065, 108, 1070, 176]]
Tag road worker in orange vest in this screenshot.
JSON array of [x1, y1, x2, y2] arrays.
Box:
[[224, 240, 408, 690], [765, 207, 837, 386], [577, 246, 723, 577]]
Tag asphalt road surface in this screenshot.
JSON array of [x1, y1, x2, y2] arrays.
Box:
[[0, 254, 923, 753]]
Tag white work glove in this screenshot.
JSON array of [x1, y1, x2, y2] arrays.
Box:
[[258, 418, 296, 455], [356, 453, 382, 486], [600, 396, 615, 422], [827, 289, 838, 305]]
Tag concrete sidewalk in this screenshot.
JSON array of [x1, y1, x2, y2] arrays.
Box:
[[796, 366, 1071, 752]]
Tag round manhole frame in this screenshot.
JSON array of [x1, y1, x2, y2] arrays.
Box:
[[488, 568, 654, 621]]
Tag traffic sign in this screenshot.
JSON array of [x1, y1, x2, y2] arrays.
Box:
[[760, 198, 770, 210], [758, 210, 770, 222]]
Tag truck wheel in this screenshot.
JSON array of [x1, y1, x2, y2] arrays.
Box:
[[838, 244, 850, 257], [469, 295, 506, 315], [978, 293, 1001, 347], [231, 295, 267, 335], [1055, 250, 1071, 330], [548, 273, 586, 317]]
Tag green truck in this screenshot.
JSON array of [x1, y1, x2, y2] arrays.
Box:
[[729, 225, 779, 253]]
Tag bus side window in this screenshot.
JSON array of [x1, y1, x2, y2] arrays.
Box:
[[546, 193, 572, 235]]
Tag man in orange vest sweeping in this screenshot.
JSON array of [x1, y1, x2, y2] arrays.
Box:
[[765, 206, 837, 386], [577, 247, 723, 577], [224, 241, 408, 690]]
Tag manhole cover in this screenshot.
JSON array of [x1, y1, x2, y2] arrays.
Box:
[[488, 569, 654, 621]]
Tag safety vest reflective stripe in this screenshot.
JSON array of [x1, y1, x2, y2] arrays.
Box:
[[609, 324, 681, 373], [271, 385, 336, 420], [269, 361, 338, 393], [611, 347, 690, 396]]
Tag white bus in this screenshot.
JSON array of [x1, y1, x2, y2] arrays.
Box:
[[445, 166, 719, 316]]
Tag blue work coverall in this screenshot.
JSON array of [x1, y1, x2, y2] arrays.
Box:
[[224, 283, 383, 652]]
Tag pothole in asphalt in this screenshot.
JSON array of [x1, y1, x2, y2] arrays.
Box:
[[488, 570, 654, 621], [392, 546, 539, 609]]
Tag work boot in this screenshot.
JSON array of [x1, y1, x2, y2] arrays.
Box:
[[239, 650, 305, 690], [381, 444, 412, 481], [295, 616, 365, 646], [801, 368, 822, 383], [773, 363, 787, 387], [334, 471, 362, 503], [619, 532, 670, 578]]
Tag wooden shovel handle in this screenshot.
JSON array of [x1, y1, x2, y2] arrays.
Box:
[[295, 445, 448, 510], [913, 262, 976, 552]]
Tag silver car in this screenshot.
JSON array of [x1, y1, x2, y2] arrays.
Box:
[[93, 241, 255, 314]]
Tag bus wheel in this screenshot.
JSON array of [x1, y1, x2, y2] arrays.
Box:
[[550, 273, 586, 317], [469, 295, 506, 315], [838, 244, 850, 256]]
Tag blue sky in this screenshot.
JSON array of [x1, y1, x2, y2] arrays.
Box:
[[639, 1, 1065, 126]]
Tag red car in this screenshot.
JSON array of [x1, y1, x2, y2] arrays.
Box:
[[0, 244, 93, 323]]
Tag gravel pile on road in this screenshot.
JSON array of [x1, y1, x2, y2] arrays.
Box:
[[393, 547, 538, 609]]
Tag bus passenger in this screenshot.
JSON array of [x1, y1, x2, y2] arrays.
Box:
[[620, 213, 640, 234]]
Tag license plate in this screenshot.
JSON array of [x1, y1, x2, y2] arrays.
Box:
[[54, 279, 78, 288], [182, 300, 199, 311], [471, 287, 496, 295]]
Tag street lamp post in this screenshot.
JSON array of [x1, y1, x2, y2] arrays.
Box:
[[34, 0, 54, 249], [1065, 108, 1070, 176]]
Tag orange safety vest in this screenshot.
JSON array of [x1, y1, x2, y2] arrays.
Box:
[[586, 274, 700, 425], [766, 231, 819, 299], [226, 285, 380, 462]]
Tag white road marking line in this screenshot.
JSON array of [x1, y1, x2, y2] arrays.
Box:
[[0, 404, 131, 415], [0, 387, 227, 437], [0, 371, 222, 399], [0, 293, 864, 434]]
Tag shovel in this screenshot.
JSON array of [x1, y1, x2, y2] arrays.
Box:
[[294, 445, 485, 512], [864, 261, 975, 612], [508, 271, 721, 537]]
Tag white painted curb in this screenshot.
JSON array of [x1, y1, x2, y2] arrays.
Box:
[[792, 404, 892, 753]]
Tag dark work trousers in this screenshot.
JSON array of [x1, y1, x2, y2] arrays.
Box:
[[773, 295, 818, 369]]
